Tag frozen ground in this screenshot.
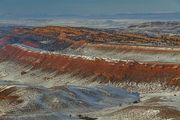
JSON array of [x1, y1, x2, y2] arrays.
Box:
[[11, 44, 180, 64], [0, 61, 141, 120], [62, 45, 180, 63], [0, 81, 139, 120], [0, 61, 179, 120]]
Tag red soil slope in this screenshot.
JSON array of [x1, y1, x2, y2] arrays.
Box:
[[0, 86, 23, 104], [11, 26, 180, 47], [0, 35, 12, 46], [0, 45, 180, 87], [28, 26, 180, 45]]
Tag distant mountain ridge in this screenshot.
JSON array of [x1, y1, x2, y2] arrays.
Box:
[[0, 12, 180, 20]]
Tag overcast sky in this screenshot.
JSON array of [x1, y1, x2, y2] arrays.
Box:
[[0, 0, 180, 16]]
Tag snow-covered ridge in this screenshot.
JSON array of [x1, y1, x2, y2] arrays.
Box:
[[12, 44, 137, 63]]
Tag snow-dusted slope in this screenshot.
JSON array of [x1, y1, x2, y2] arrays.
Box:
[[0, 81, 139, 120]]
